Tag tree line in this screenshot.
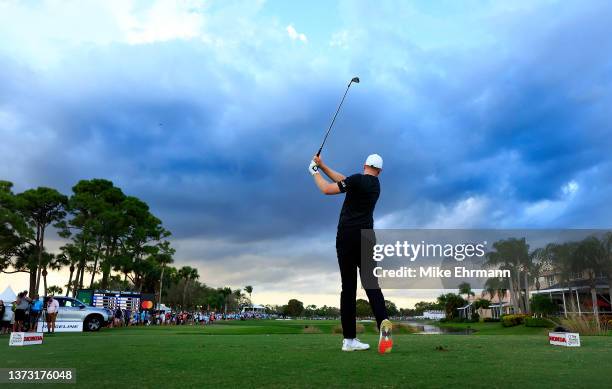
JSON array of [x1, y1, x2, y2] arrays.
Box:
[[269, 298, 400, 318], [0, 179, 241, 312], [1, 179, 176, 297], [483, 235, 612, 322], [409, 236, 612, 321]]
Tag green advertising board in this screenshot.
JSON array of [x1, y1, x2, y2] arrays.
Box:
[[76, 289, 93, 305]]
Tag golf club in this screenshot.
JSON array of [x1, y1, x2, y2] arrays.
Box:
[[316, 76, 360, 157]]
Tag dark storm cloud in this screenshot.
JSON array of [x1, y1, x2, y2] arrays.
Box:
[[366, 1, 612, 224], [1, 0, 612, 254]]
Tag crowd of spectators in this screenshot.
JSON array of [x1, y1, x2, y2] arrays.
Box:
[[0, 291, 60, 334], [0, 291, 273, 334], [108, 308, 271, 327]]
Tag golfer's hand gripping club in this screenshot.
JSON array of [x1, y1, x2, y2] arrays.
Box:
[[308, 160, 319, 176]]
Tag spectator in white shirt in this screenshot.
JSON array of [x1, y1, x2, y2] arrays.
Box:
[[46, 296, 60, 333]]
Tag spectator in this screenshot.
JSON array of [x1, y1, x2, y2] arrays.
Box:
[[46, 295, 59, 334], [125, 308, 131, 326], [114, 306, 123, 327], [0, 300, 8, 334], [13, 291, 31, 332], [29, 295, 43, 331]]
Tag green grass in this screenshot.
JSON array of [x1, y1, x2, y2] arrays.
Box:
[[2, 320, 611, 388]]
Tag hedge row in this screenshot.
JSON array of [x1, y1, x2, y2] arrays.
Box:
[[501, 314, 530, 327]]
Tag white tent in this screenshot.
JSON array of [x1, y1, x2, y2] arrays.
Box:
[[241, 304, 266, 313], [0, 286, 17, 303], [1, 286, 17, 322], [156, 303, 172, 313]]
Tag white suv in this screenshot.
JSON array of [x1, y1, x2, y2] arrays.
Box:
[[45, 296, 112, 332]]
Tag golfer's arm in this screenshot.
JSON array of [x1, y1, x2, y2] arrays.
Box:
[[318, 164, 346, 182], [313, 173, 341, 195]]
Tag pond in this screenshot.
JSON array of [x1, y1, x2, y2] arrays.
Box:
[[404, 321, 476, 335]]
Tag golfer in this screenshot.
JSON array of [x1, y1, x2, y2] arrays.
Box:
[[309, 153, 393, 353]]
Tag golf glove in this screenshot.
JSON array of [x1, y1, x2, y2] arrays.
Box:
[[308, 160, 319, 175]]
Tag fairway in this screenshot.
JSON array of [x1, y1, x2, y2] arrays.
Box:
[[2, 321, 611, 388]]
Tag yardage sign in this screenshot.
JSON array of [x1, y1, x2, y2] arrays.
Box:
[[549, 332, 581, 347], [9, 332, 44, 346]]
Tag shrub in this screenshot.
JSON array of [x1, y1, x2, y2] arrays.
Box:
[[557, 315, 610, 336], [483, 317, 500, 323], [501, 314, 529, 327], [599, 315, 612, 328], [437, 293, 466, 320], [525, 317, 554, 328], [530, 294, 558, 315], [473, 299, 490, 310], [471, 312, 480, 322]]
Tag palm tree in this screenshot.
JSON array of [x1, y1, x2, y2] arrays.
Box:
[[47, 285, 63, 295], [485, 277, 508, 318], [436, 293, 466, 320], [233, 289, 242, 311], [602, 232, 612, 311], [69, 232, 97, 297], [41, 251, 66, 296], [220, 287, 232, 314], [546, 242, 579, 315], [486, 238, 529, 313], [573, 236, 606, 324], [458, 282, 475, 301], [529, 247, 549, 292], [59, 244, 80, 296], [484, 278, 497, 301], [244, 285, 253, 304], [52, 252, 70, 287], [155, 243, 175, 308], [519, 247, 550, 313], [178, 266, 199, 309]]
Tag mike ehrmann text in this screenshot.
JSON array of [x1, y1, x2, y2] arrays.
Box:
[[373, 266, 511, 278]]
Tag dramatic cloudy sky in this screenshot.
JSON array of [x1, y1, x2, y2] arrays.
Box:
[[1, 0, 611, 307]]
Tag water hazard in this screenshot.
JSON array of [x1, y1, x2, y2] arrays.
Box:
[[404, 321, 476, 335]]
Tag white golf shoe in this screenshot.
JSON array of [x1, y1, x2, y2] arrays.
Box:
[[342, 338, 370, 351]]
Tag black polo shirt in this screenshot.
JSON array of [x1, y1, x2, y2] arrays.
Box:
[[337, 173, 380, 230]]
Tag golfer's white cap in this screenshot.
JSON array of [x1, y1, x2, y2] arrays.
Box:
[[365, 154, 383, 169]]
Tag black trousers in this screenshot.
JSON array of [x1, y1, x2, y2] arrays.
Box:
[[336, 228, 388, 339]]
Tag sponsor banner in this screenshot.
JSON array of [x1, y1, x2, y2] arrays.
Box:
[[37, 321, 83, 333], [549, 332, 581, 347], [9, 332, 44, 346], [140, 294, 155, 311]]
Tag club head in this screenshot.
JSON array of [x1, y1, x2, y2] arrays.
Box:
[[351, 77, 360, 84]]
